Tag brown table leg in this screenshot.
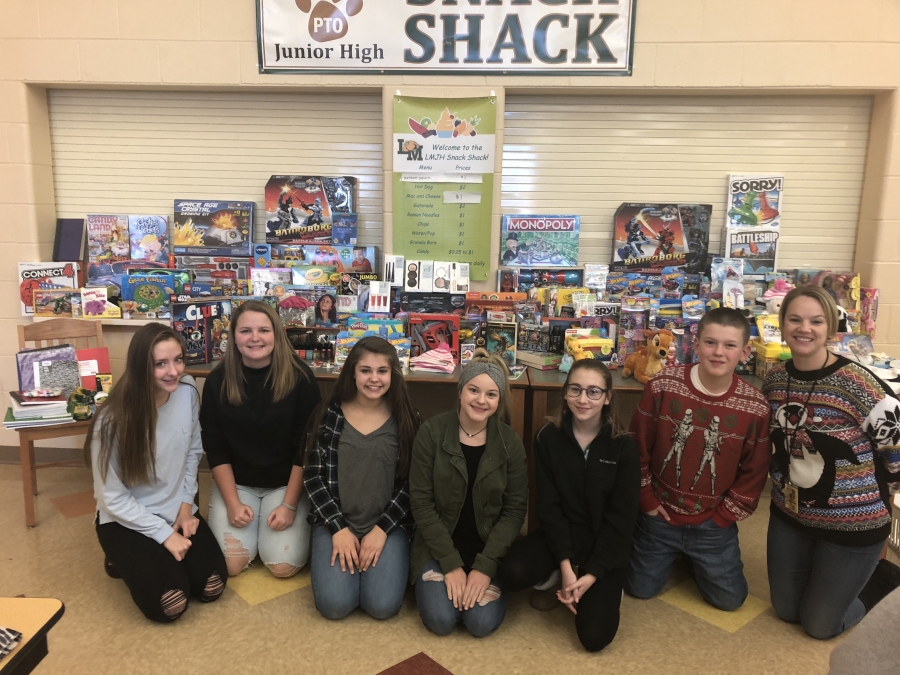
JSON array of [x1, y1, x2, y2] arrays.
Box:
[[19, 431, 36, 527], [527, 390, 549, 533]]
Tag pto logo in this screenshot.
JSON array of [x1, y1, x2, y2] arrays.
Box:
[[295, 0, 363, 42]]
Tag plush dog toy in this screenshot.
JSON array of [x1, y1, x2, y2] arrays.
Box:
[[622, 329, 676, 384]]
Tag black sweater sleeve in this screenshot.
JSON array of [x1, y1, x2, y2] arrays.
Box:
[[534, 426, 577, 563], [584, 435, 642, 580], [200, 367, 231, 470]]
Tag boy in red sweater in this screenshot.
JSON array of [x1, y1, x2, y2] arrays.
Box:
[[625, 308, 770, 610]]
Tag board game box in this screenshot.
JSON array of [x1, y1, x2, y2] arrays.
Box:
[[121, 274, 174, 319], [171, 298, 232, 365], [128, 215, 169, 264], [500, 215, 580, 267], [173, 200, 254, 257], [18, 262, 81, 317], [331, 213, 358, 246], [86, 214, 131, 274], [725, 228, 780, 277], [264, 175, 357, 244], [727, 174, 783, 229], [612, 204, 706, 274]]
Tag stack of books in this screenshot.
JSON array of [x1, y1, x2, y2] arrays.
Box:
[[4, 391, 73, 429]]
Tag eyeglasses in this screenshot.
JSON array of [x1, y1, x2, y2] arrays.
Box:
[[564, 384, 608, 400]]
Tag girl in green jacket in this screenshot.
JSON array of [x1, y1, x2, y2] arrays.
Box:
[[409, 349, 528, 637]]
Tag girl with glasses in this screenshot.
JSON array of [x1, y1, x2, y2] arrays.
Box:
[[498, 359, 640, 651]]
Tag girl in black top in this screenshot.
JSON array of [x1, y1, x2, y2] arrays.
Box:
[[499, 359, 641, 652], [200, 300, 321, 578]]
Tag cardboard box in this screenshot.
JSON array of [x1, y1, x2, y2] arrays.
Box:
[[409, 313, 460, 362]]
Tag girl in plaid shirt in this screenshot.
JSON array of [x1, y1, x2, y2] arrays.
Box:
[[304, 336, 420, 620]]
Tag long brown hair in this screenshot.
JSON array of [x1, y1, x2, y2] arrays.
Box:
[[86, 324, 188, 485], [304, 336, 419, 479], [219, 300, 308, 406], [551, 359, 628, 438]]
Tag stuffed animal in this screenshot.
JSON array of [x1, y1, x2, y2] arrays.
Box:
[[766, 296, 784, 315], [622, 329, 676, 384]]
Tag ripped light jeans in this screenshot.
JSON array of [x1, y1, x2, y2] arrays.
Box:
[[207, 481, 311, 577], [415, 560, 507, 637]]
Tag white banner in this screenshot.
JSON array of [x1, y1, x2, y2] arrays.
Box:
[[257, 0, 636, 75]]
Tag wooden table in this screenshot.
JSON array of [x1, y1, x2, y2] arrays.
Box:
[[184, 363, 529, 455], [0, 598, 64, 675], [17, 421, 91, 528]]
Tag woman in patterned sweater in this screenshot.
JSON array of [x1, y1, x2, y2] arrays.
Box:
[[763, 286, 900, 639]]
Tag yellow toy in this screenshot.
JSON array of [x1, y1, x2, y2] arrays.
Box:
[[622, 329, 676, 384], [566, 335, 594, 362]]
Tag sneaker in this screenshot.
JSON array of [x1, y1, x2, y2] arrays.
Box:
[[533, 569, 560, 591], [530, 587, 560, 612], [103, 557, 121, 579], [858, 559, 900, 613]]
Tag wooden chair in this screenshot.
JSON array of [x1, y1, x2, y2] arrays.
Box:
[[15, 319, 104, 527]]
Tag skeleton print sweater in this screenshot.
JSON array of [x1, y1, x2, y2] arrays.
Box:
[[763, 356, 900, 546], [631, 364, 771, 527]]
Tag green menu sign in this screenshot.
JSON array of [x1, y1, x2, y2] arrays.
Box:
[[391, 96, 495, 280]]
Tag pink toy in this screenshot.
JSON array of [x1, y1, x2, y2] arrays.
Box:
[[763, 277, 794, 299]]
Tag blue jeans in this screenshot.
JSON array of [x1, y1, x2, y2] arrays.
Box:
[[766, 515, 883, 639], [415, 560, 508, 637], [626, 512, 748, 611], [310, 525, 409, 620]]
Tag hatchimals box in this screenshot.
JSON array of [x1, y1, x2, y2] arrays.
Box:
[[173, 200, 254, 257]]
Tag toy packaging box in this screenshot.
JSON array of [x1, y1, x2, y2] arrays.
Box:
[[486, 322, 518, 369], [121, 274, 173, 319], [339, 272, 378, 296], [278, 286, 337, 328], [32, 289, 77, 318], [171, 298, 232, 365], [86, 214, 131, 275], [612, 204, 704, 274], [173, 255, 251, 283], [726, 175, 783, 229], [725, 229, 780, 277], [503, 267, 584, 293], [250, 267, 292, 296], [517, 322, 549, 353], [81, 287, 121, 319], [331, 213, 358, 246], [264, 175, 357, 245], [18, 262, 81, 317], [500, 215, 580, 267], [409, 313, 460, 362], [173, 200, 254, 257], [290, 266, 340, 286], [128, 215, 169, 264], [398, 292, 466, 316]]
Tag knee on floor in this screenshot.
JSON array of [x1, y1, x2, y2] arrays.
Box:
[[315, 595, 358, 620], [266, 562, 301, 579], [462, 612, 502, 638], [361, 595, 404, 620], [159, 589, 188, 622], [799, 613, 844, 641], [202, 573, 225, 602], [578, 626, 617, 653], [223, 533, 251, 577]]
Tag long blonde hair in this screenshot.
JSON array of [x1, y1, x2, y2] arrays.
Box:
[[219, 300, 308, 406]]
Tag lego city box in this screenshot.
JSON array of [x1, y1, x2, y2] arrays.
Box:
[[408, 312, 460, 363], [264, 175, 357, 245]]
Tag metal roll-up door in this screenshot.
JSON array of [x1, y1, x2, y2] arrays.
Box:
[[48, 89, 383, 252], [502, 95, 871, 271]]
